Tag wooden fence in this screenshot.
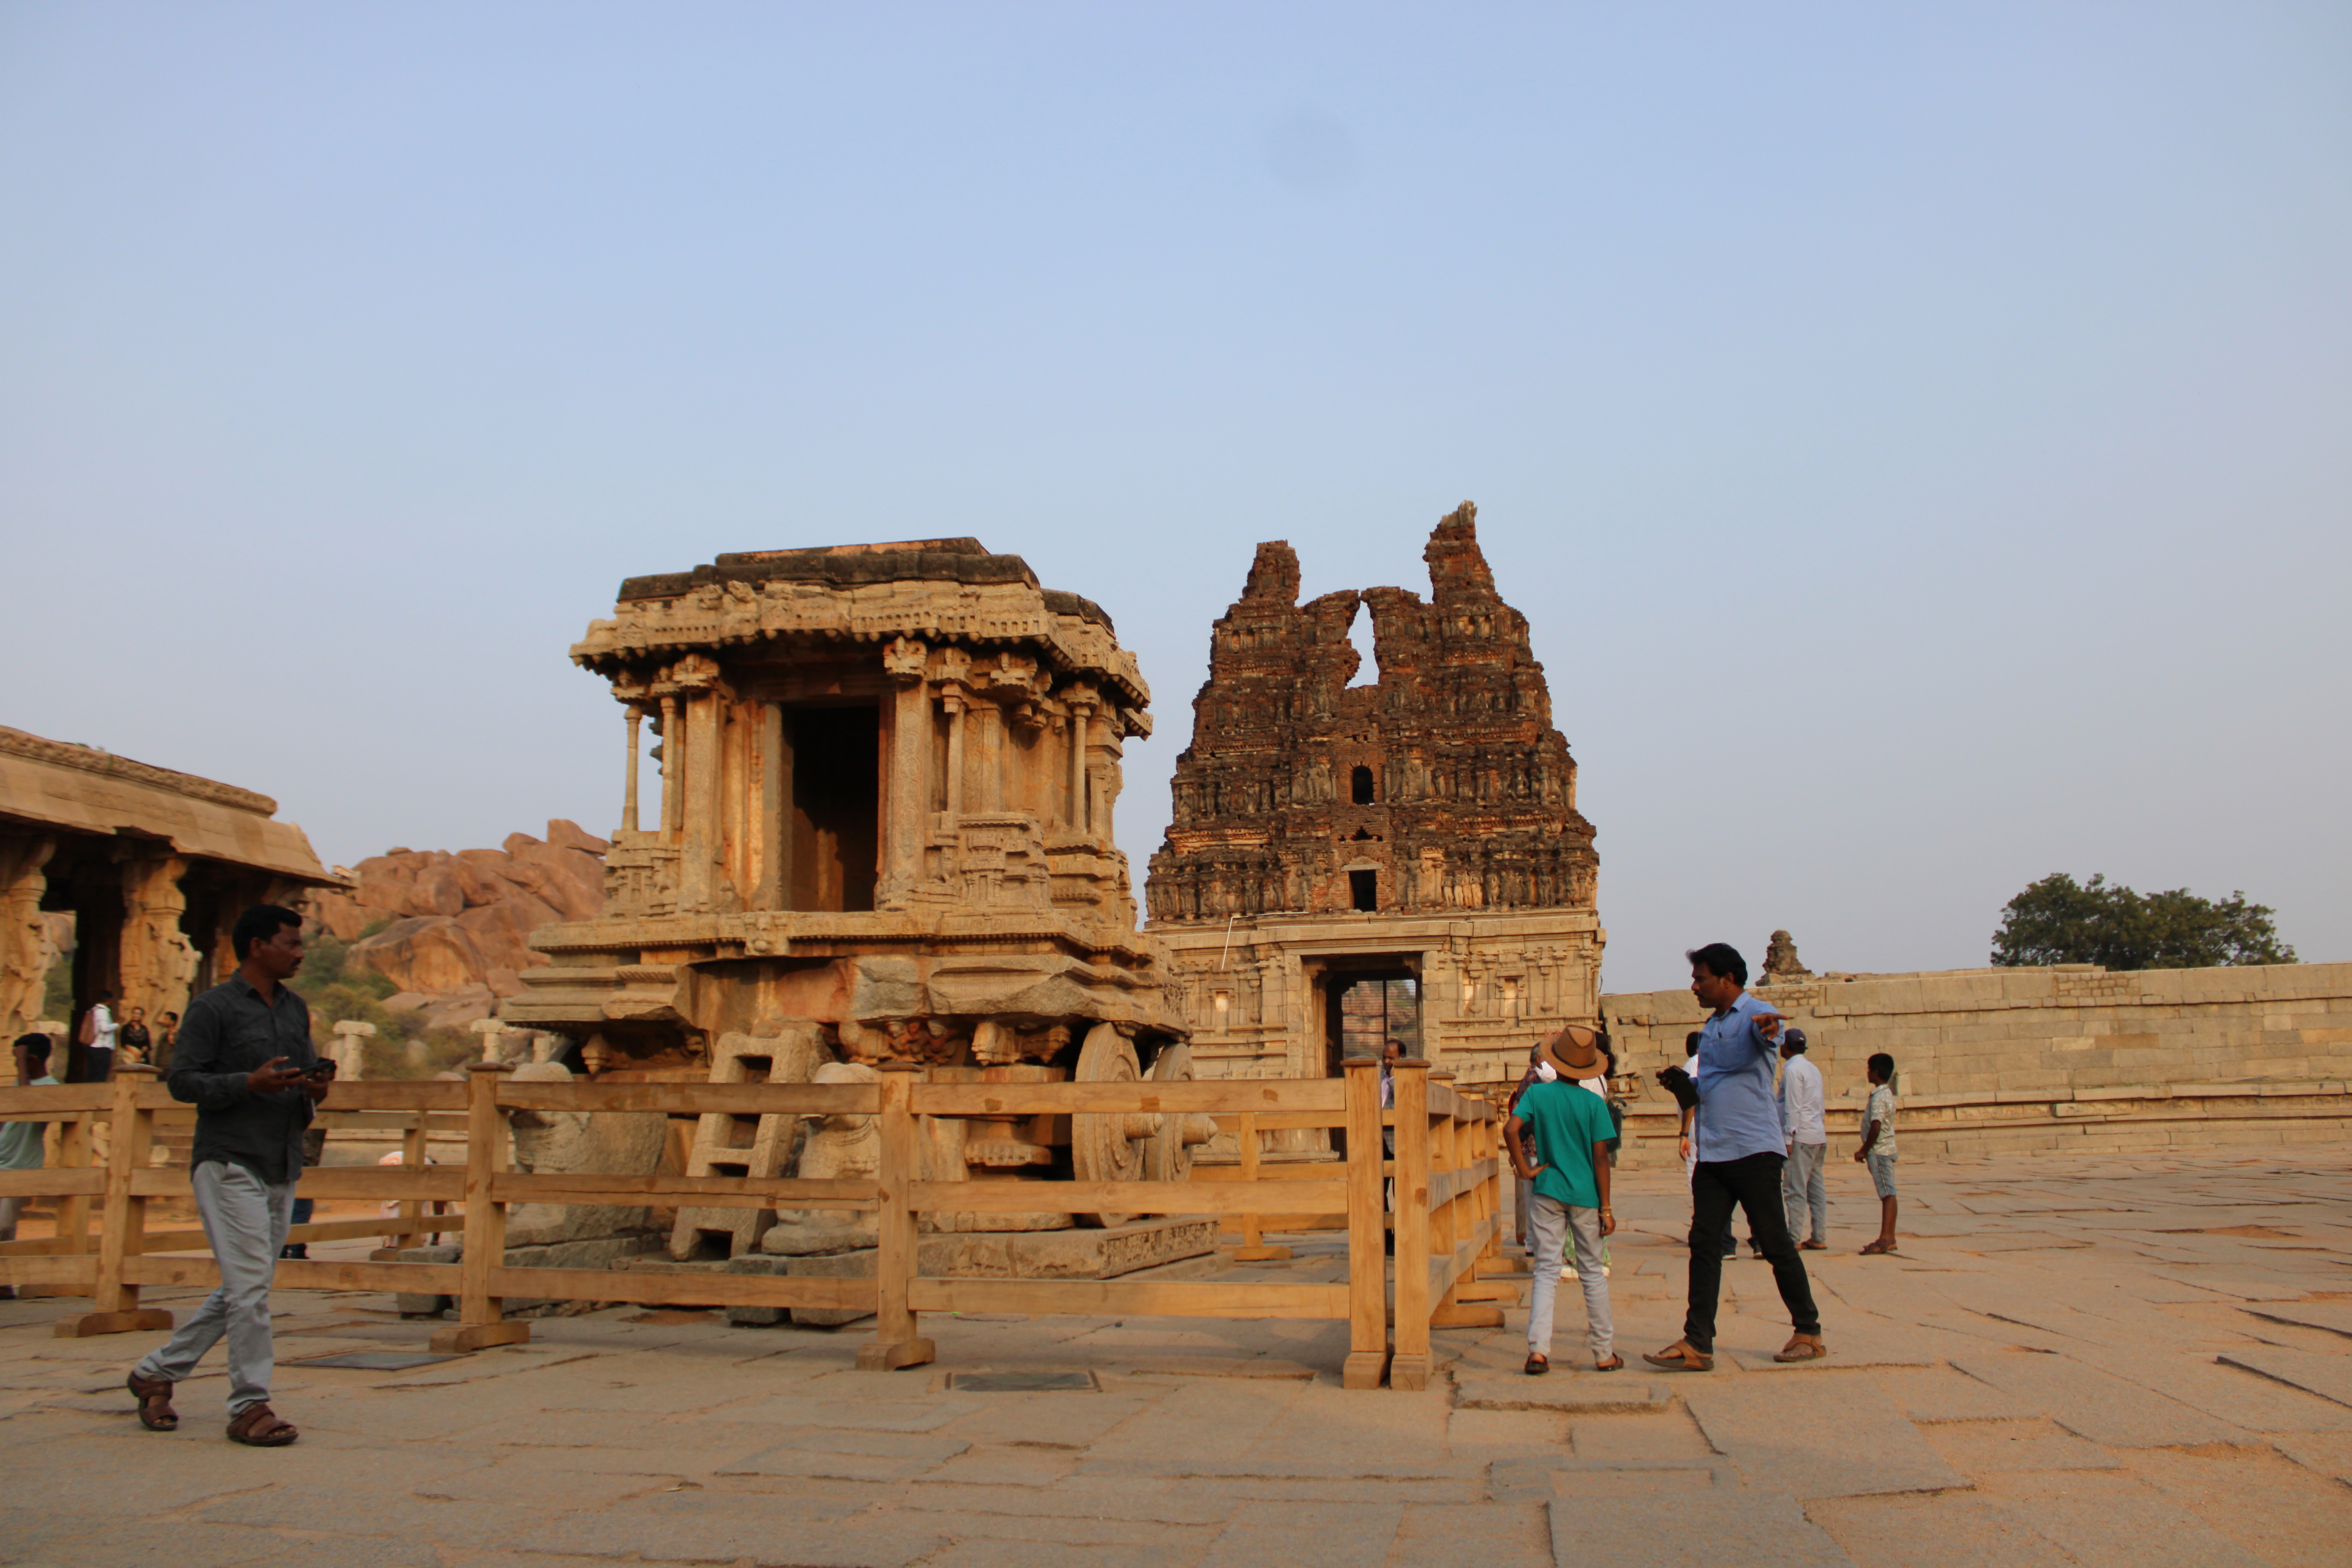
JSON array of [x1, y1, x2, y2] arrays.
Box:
[[0, 1057, 1509, 1389]]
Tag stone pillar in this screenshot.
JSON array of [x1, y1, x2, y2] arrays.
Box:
[[941, 692, 966, 817], [1067, 699, 1094, 833], [331, 1019, 375, 1080], [971, 704, 1002, 814], [118, 855, 197, 1027], [472, 1017, 533, 1067], [680, 692, 721, 912], [754, 703, 785, 910], [880, 638, 929, 909], [657, 696, 681, 836], [623, 706, 643, 834], [0, 836, 56, 1041]]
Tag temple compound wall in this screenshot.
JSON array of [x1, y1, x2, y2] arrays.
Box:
[[501, 539, 1208, 1279], [1602, 957, 2352, 1161], [1145, 503, 1602, 1094], [0, 726, 341, 1074]]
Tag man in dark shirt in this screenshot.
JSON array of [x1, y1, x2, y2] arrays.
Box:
[[127, 905, 332, 1446]]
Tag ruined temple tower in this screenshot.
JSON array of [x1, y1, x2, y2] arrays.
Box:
[[1145, 503, 1602, 1087]]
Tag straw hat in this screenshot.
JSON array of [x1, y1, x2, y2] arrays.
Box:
[[1536, 1025, 1604, 1080]]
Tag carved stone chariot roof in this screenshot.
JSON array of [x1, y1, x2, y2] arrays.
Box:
[[572, 538, 1147, 714]]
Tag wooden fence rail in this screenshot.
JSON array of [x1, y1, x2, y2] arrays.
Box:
[[0, 1056, 1508, 1387]]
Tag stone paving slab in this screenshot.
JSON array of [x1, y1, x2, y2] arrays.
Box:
[[1685, 1376, 1967, 1500], [2243, 1301, 2352, 1339], [2216, 1346, 2352, 1410], [1951, 1350, 2244, 1448], [8, 1149, 2352, 1568], [1916, 1416, 2121, 1474], [1806, 1491, 2087, 1568], [1549, 1489, 1852, 1566], [1454, 1373, 1671, 1412], [1973, 1470, 2259, 1567]]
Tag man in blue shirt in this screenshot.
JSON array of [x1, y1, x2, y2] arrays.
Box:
[[1644, 943, 1826, 1370]]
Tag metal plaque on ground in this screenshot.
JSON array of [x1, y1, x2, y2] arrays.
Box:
[[946, 1371, 1098, 1392]]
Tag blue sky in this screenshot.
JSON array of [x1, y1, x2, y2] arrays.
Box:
[[3, 3, 2347, 991]]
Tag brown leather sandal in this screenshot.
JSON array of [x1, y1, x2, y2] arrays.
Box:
[[225, 1402, 299, 1446], [1640, 1340, 1713, 1372], [1774, 1333, 1829, 1363], [1594, 1354, 1624, 1372], [127, 1371, 178, 1432], [1523, 1352, 1549, 1376]]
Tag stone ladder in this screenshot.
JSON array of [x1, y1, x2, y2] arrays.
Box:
[[668, 1025, 823, 1260]]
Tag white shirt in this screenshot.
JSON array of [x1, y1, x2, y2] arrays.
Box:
[[89, 1004, 116, 1051], [1778, 1053, 1826, 1144]]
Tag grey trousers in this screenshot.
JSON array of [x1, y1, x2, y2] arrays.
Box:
[[1783, 1140, 1828, 1243], [134, 1160, 293, 1414], [1526, 1193, 1612, 1359]]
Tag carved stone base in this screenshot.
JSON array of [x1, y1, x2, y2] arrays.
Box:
[[726, 1217, 1220, 1328]]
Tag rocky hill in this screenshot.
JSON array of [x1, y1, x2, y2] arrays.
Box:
[[308, 820, 607, 1030]]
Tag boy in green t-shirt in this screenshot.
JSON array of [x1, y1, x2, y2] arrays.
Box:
[[1504, 1026, 1619, 1374]]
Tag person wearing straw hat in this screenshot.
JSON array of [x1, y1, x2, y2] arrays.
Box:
[[1503, 1024, 1619, 1374]]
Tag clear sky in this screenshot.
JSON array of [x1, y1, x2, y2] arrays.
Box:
[[4, 4, 2347, 993]]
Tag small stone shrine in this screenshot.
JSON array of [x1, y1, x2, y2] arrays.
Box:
[[501, 540, 1209, 1299], [1145, 503, 1604, 1094]]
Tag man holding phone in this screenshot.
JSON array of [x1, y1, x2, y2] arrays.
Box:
[[127, 905, 330, 1446]]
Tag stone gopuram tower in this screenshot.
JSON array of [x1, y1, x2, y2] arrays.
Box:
[[1145, 503, 1602, 1088]]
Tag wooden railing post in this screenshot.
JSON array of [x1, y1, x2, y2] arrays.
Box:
[[37, 1097, 96, 1299], [857, 1062, 934, 1372], [1341, 1056, 1388, 1390], [1388, 1057, 1433, 1390], [56, 1066, 171, 1337], [1477, 1096, 1504, 1266], [1231, 1112, 1290, 1262], [431, 1062, 530, 1354], [374, 1109, 435, 1260]]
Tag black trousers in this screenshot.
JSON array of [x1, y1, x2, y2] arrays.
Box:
[[1684, 1151, 1820, 1352]]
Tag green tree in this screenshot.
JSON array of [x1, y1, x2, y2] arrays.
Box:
[[1991, 873, 2296, 970]]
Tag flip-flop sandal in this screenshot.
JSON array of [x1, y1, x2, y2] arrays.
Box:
[[1774, 1336, 1829, 1363], [127, 1371, 177, 1432], [226, 1403, 299, 1447], [1523, 1353, 1549, 1376], [1640, 1342, 1713, 1372], [1860, 1240, 1896, 1256], [1594, 1355, 1624, 1372]]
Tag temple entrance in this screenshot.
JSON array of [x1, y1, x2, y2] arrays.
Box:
[[1312, 956, 1421, 1079], [783, 705, 880, 912]]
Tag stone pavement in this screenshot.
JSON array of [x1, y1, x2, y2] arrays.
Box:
[[6, 1150, 2352, 1567]]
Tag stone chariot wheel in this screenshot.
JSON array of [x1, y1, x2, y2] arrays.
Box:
[[1145, 1041, 1206, 1184], [1071, 1023, 1146, 1227]]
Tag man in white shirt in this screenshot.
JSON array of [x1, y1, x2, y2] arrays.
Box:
[[1777, 1029, 1828, 1250], [82, 996, 119, 1082]]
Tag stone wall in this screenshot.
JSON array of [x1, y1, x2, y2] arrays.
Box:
[[1601, 960, 2352, 1162]]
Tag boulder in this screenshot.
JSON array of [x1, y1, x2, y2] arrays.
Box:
[[503, 1060, 668, 1247], [547, 819, 610, 856], [306, 824, 609, 1000], [349, 917, 492, 995]]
